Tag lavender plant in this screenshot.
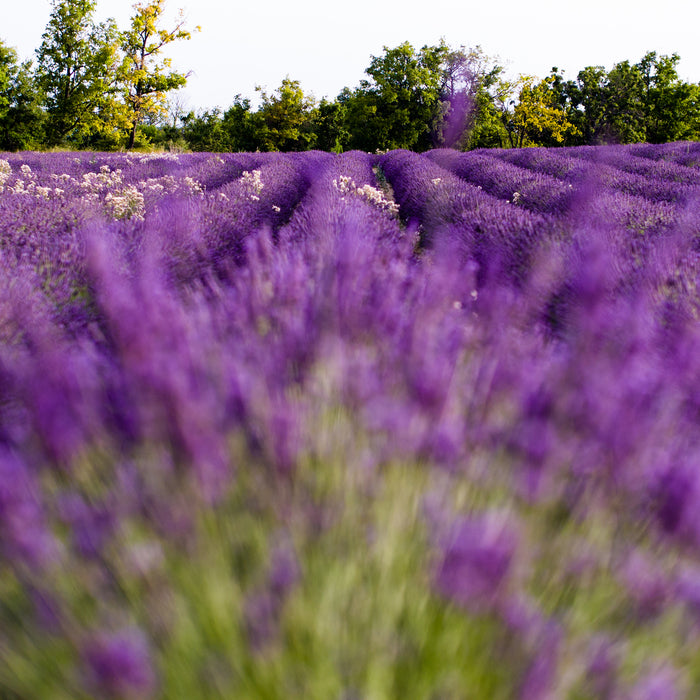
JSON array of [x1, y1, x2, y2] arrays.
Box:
[[1, 144, 700, 699]]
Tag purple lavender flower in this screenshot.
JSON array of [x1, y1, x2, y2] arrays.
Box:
[[58, 493, 118, 560], [0, 448, 55, 568], [83, 628, 156, 699], [434, 510, 518, 611], [619, 550, 670, 619], [244, 591, 279, 651], [583, 635, 618, 699], [626, 667, 680, 700], [518, 619, 561, 700], [268, 539, 300, 597]]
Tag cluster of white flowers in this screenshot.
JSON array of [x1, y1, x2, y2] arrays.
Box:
[[510, 191, 522, 204], [3, 177, 60, 199], [141, 174, 202, 197], [0, 159, 201, 217], [0, 160, 12, 189], [333, 174, 400, 215], [142, 175, 177, 196], [105, 186, 146, 220], [431, 177, 442, 185], [81, 166, 124, 193], [7, 179, 30, 195], [182, 176, 203, 195], [127, 152, 180, 164], [241, 169, 264, 201]]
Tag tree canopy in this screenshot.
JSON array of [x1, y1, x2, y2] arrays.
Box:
[[1, 19, 699, 152]]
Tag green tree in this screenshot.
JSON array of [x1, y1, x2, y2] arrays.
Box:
[[180, 108, 227, 151], [340, 42, 448, 152], [333, 86, 376, 152], [255, 77, 316, 151], [0, 42, 13, 119], [637, 51, 700, 142], [35, 0, 121, 146], [494, 74, 579, 148], [310, 98, 348, 153], [555, 65, 608, 144], [221, 95, 260, 152], [435, 44, 503, 149], [119, 0, 197, 149], [554, 52, 700, 145], [0, 43, 46, 150]]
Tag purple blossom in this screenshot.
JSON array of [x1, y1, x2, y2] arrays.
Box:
[[0, 448, 54, 567], [83, 628, 156, 699], [58, 493, 118, 559], [434, 510, 518, 611], [626, 667, 680, 700], [620, 550, 670, 619]]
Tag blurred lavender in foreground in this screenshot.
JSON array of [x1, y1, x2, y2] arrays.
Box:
[[0, 145, 700, 698]]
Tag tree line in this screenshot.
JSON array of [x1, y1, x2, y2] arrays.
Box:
[[0, 0, 194, 151], [2, 2, 700, 152]]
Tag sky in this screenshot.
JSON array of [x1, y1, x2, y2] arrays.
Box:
[[3, 0, 700, 114]]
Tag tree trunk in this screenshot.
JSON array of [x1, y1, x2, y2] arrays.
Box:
[[127, 121, 137, 149]]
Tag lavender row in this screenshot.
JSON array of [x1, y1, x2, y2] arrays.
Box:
[[379, 148, 555, 285], [426, 148, 576, 216], [500, 145, 700, 204]]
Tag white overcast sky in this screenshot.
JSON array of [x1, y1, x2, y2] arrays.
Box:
[[2, 0, 699, 113]]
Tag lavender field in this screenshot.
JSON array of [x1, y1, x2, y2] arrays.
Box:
[[2, 142, 700, 699]]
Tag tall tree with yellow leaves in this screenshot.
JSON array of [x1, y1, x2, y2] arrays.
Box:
[[120, 0, 198, 149]]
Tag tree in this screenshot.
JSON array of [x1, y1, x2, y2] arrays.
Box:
[[0, 43, 46, 150], [180, 108, 227, 151], [337, 42, 449, 152], [119, 0, 197, 149], [312, 98, 349, 153], [555, 65, 609, 144], [552, 52, 700, 146], [435, 44, 503, 149], [35, 0, 121, 146], [361, 41, 448, 151], [221, 95, 260, 152], [494, 74, 579, 148], [0, 42, 13, 119], [255, 78, 317, 151], [637, 51, 700, 143]]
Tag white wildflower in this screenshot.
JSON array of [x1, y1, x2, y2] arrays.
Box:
[[333, 175, 399, 215], [241, 169, 264, 200], [0, 159, 11, 185], [431, 177, 442, 185], [272, 204, 281, 213], [81, 168, 123, 192], [20, 164, 33, 178], [183, 176, 203, 194], [104, 186, 145, 220]]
